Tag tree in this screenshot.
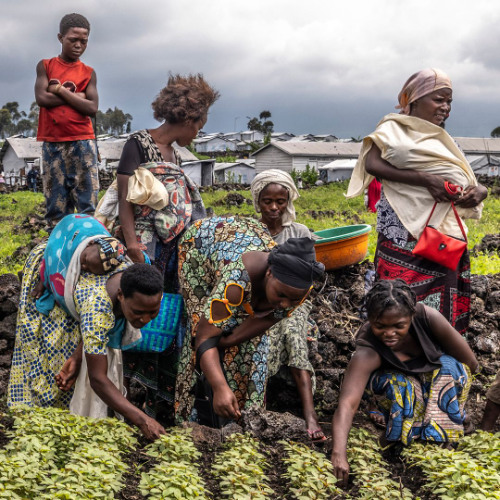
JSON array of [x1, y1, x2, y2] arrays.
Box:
[[0, 101, 40, 137], [0, 109, 12, 138], [96, 107, 133, 136], [4, 102, 24, 123], [28, 102, 39, 136], [491, 127, 500, 138], [15, 119, 33, 136], [259, 110, 271, 121], [246, 110, 274, 134], [0, 101, 132, 138], [247, 117, 262, 132]]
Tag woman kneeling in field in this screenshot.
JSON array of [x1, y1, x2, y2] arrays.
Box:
[[331, 279, 479, 486]]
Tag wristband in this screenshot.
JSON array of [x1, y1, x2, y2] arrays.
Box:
[[55, 83, 62, 94]]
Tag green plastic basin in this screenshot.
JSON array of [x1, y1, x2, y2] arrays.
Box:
[[314, 224, 372, 270]]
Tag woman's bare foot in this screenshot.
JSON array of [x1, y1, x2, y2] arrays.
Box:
[[305, 413, 327, 442], [463, 416, 474, 435]]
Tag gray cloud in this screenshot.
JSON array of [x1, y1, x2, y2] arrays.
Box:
[[1, 0, 499, 138]]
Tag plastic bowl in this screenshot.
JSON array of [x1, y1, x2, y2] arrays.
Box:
[[314, 224, 372, 270]]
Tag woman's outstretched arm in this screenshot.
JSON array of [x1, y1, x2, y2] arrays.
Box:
[[331, 346, 381, 487], [424, 305, 479, 373], [86, 353, 165, 440]]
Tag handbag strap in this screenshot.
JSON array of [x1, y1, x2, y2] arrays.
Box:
[[424, 201, 467, 242], [424, 202, 439, 226], [450, 201, 467, 241]]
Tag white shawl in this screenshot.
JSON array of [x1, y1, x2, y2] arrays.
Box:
[[346, 114, 482, 240]]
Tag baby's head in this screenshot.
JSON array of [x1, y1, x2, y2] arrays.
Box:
[[365, 279, 416, 322], [81, 237, 126, 275]]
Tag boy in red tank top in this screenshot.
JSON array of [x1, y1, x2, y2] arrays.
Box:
[[35, 13, 99, 227]]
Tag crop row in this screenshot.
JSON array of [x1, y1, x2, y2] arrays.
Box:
[[347, 428, 413, 499], [0, 407, 343, 499], [140, 428, 210, 499], [0, 406, 136, 499], [402, 431, 500, 500], [3, 406, 498, 499], [141, 429, 343, 499]]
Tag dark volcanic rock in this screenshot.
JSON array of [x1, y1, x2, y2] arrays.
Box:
[[473, 332, 499, 354], [241, 406, 310, 444], [0, 274, 21, 317], [470, 275, 490, 300], [0, 313, 18, 341]]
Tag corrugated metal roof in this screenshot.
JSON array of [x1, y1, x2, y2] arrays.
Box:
[[1, 135, 198, 163], [214, 159, 255, 172], [319, 159, 357, 170], [4, 137, 42, 158], [175, 145, 200, 162], [253, 141, 362, 157], [193, 134, 235, 144], [454, 137, 500, 154], [97, 139, 126, 160]]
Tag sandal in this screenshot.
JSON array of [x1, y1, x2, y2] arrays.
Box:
[[307, 428, 327, 443], [368, 410, 386, 429]]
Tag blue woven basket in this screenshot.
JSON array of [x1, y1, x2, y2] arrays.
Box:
[[128, 293, 183, 353]]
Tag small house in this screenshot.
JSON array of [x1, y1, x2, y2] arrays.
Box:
[[251, 141, 361, 174], [454, 137, 500, 176], [0, 136, 42, 183], [214, 159, 255, 184], [193, 134, 238, 154], [318, 159, 357, 182], [181, 159, 215, 186], [313, 134, 339, 142], [270, 132, 295, 141]]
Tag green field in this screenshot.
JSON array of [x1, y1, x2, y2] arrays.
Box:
[[0, 182, 498, 275]]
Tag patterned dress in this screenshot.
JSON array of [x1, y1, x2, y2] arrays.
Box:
[[175, 216, 290, 423], [375, 190, 471, 335], [8, 244, 127, 409], [266, 223, 318, 390], [357, 304, 472, 444], [119, 130, 205, 421], [266, 300, 318, 391]]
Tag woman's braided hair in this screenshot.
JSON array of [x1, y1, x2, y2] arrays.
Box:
[[365, 279, 416, 321]]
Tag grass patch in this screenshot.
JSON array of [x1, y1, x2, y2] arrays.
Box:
[[0, 192, 46, 275], [0, 184, 498, 275], [205, 182, 499, 274]]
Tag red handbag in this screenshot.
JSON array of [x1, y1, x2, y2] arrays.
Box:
[[412, 201, 467, 271]]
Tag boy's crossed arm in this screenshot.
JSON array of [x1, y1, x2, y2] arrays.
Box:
[[35, 60, 98, 116]]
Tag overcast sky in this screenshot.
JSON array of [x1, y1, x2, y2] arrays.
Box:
[[1, 0, 500, 138]]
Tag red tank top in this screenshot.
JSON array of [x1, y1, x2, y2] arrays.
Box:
[[37, 57, 95, 142]]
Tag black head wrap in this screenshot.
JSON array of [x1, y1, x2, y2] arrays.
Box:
[[268, 237, 324, 289]]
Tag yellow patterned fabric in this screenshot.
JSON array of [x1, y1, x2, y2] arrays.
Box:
[[367, 354, 471, 445], [7, 243, 127, 409]]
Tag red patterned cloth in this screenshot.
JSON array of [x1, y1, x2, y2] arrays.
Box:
[[374, 233, 470, 335], [367, 179, 381, 213]]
